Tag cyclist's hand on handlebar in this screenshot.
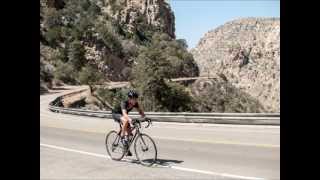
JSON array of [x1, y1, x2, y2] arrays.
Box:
[[144, 117, 152, 128]]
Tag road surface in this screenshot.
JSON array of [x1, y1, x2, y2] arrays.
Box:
[[40, 86, 280, 180]]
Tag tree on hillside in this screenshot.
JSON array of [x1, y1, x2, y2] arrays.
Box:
[[132, 33, 194, 112], [78, 64, 113, 109], [53, 61, 77, 84], [176, 39, 188, 49], [68, 40, 87, 71], [78, 64, 104, 92]]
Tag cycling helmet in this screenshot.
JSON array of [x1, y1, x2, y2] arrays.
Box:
[[128, 90, 138, 98]]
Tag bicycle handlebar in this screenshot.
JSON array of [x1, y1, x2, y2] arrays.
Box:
[[132, 117, 152, 129], [145, 118, 152, 128]]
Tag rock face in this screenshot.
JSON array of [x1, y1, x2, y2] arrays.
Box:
[[190, 18, 280, 112], [102, 0, 175, 38], [40, 0, 178, 83]]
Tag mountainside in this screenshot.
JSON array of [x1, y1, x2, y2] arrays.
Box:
[[40, 0, 198, 91], [190, 18, 280, 112], [101, 0, 175, 38]]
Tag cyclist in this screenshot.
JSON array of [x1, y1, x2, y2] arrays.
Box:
[[112, 90, 145, 156]]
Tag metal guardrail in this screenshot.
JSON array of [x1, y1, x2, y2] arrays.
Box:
[[48, 89, 280, 125]]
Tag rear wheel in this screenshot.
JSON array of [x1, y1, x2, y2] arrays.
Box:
[[105, 130, 125, 161], [134, 133, 157, 166]]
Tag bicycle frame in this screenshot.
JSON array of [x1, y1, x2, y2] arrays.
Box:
[[115, 119, 148, 150], [106, 117, 156, 165], [113, 123, 140, 149]]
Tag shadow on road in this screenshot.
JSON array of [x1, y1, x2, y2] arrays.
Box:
[[155, 159, 184, 166], [122, 158, 183, 167]]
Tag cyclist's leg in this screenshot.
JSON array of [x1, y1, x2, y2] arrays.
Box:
[[112, 113, 122, 135], [127, 117, 132, 135], [120, 116, 128, 137], [120, 116, 133, 156], [120, 116, 133, 137], [127, 117, 133, 136]]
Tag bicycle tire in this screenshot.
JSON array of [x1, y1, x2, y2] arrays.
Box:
[[134, 133, 157, 166], [105, 130, 125, 161]]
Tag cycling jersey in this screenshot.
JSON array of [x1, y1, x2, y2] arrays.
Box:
[[112, 100, 139, 115]]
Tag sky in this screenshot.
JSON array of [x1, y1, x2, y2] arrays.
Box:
[[169, 0, 280, 49]]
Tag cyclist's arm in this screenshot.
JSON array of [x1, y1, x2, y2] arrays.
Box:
[[122, 109, 129, 119], [136, 103, 145, 118], [121, 101, 130, 119]]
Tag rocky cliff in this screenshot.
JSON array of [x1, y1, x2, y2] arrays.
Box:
[[190, 18, 280, 112], [100, 0, 175, 38], [40, 0, 196, 93]]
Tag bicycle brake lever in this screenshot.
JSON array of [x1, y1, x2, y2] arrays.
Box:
[[145, 121, 150, 128]]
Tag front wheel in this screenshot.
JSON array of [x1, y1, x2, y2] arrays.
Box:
[[134, 133, 157, 166]]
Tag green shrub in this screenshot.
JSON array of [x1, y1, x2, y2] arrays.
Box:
[[44, 8, 61, 29], [96, 87, 128, 107], [54, 61, 77, 84], [40, 60, 54, 83], [193, 80, 265, 113], [95, 21, 123, 56], [44, 27, 61, 46], [68, 40, 86, 71], [78, 64, 104, 85], [159, 82, 194, 112]]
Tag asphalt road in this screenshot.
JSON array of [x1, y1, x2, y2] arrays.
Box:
[[40, 86, 280, 180]]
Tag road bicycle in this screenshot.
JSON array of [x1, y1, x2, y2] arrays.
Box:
[[105, 117, 157, 166]]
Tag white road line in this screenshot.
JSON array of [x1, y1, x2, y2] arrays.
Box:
[[171, 166, 264, 180], [40, 143, 109, 159], [40, 143, 265, 180], [40, 143, 134, 164]]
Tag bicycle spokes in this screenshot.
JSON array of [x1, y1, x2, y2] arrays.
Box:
[[111, 136, 120, 151], [134, 134, 157, 166], [106, 131, 126, 161], [139, 141, 148, 152]]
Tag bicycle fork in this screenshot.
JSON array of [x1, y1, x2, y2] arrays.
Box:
[[138, 135, 149, 152]]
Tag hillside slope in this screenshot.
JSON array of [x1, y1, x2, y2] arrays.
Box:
[[190, 18, 280, 112]]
